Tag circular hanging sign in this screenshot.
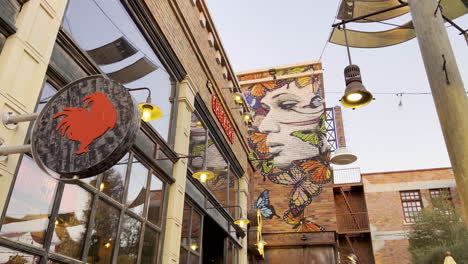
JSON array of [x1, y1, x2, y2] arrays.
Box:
[[32, 75, 140, 178]]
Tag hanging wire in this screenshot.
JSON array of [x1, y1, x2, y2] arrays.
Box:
[[319, 0, 343, 60]]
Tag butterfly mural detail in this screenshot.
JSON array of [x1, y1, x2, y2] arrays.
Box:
[[268, 166, 322, 217], [284, 210, 325, 232], [256, 189, 280, 219]]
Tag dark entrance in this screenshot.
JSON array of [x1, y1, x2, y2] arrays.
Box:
[[202, 216, 226, 264]]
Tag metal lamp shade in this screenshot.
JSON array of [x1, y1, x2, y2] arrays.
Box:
[[233, 217, 250, 229], [139, 103, 163, 122], [192, 170, 215, 183], [341, 64, 373, 109], [340, 81, 373, 108], [330, 147, 358, 165]]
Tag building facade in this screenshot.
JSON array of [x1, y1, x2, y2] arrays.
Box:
[[0, 0, 253, 263], [362, 168, 459, 264]]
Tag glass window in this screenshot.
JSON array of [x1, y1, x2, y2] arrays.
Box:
[[63, 0, 175, 141], [117, 215, 142, 264], [87, 200, 120, 263], [147, 173, 165, 226], [101, 154, 130, 202], [188, 112, 241, 218], [400, 190, 423, 223], [179, 202, 202, 264], [126, 158, 149, 217], [0, 246, 39, 263], [140, 226, 159, 264], [50, 184, 92, 258], [188, 114, 207, 173], [0, 155, 58, 248]]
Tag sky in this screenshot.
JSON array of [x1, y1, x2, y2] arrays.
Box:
[[205, 0, 467, 173]]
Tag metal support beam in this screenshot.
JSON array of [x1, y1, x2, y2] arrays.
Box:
[[2, 112, 39, 129], [0, 144, 31, 155]]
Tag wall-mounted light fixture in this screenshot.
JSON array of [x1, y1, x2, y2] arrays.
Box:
[[241, 110, 253, 123], [207, 205, 250, 229], [232, 92, 244, 104], [127, 87, 162, 122]]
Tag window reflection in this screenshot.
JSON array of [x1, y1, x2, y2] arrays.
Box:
[[50, 185, 91, 259], [101, 154, 130, 202], [188, 114, 207, 172], [205, 135, 228, 207], [63, 0, 174, 140], [190, 211, 201, 253], [141, 226, 158, 264], [0, 156, 58, 247], [0, 246, 39, 263], [126, 158, 149, 217], [228, 170, 239, 218], [147, 173, 164, 226], [179, 248, 188, 264], [117, 215, 141, 264], [88, 200, 120, 264], [181, 204, 191, 247]]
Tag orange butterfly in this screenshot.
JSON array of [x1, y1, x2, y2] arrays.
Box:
[[300, 160, 331, 184], [249, 132, 269, 154], [284, 210, 325, 232], [249, 81, 277, 97]]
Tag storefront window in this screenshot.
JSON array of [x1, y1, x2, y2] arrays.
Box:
[[0, 246, 39, 263], [147, 174, 164, 226], [63, 0, 175, 141], [0, 155, 58, 248], [141, 226, 159, 264], [179, 202, 203, 264], [126, 158, 149, 217], [88, 200, 120, 263], [50, 184, 92, 258], [101, 153, 129, 202], [118, 215, 142, 263], [188, 113, 240, 217]]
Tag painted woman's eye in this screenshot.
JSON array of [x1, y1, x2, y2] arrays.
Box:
[[278, 101, 298, 110], [309, 96, 322, 108]]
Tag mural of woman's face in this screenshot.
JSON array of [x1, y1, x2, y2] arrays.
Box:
[[257, 81, 324, 168]]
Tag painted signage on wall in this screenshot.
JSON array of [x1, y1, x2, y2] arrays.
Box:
[[239, 63, 333, 232], [32, 75, 140, 178], [212, 95, 235, 144], [333, 106, 347, 148]]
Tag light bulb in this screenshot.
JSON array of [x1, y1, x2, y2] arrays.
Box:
[[346, 93, 363, 102], [104, 242, 111, 248], [190, 244, 198, 251], [142, 109, 151, 122], [55, 220, 59, 226], [100, 183, 105, 191], [238, 220, 246, 228], [200, 173, 207, 183]]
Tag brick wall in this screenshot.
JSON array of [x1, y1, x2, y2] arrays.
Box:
[[363, 168, 458, 264], [143, 0, 252, 175]]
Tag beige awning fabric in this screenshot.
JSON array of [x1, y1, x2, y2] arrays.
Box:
[[330, 0, 468, 48], [337, 0, 410, 22], [107, 57, 158, 84], [87, 37, 137, 65]]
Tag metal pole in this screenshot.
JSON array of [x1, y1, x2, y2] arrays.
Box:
[[342, 23, 353, 65], [0, 144, 32, 155], [2, 112, 39, 125], [408, 0, 468, 220]]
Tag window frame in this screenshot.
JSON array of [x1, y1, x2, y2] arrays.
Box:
[[179, 200, 204, 264], [399, 190, 423, 223]]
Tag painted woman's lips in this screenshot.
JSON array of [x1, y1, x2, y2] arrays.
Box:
[[268, 142, 284, 154]]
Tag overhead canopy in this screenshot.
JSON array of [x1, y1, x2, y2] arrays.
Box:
[[337, 0, 410, 22], [330, 0, 468, 48]]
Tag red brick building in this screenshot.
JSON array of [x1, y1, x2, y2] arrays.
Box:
[[362, 167, 459, 264]]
